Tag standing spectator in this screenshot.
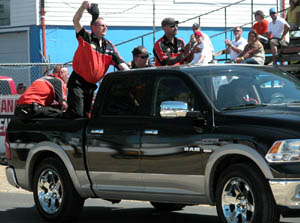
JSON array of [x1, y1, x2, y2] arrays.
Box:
[[128, 46, 152, 69], [16, 83, 26, 95], [191, 23, 215, 59], [224, 26, 248, 61], [14, 65, 69, 119], [153, 17, 193, 66], [63, 1, 129, 118], [286, 0, 300, 36], [252, 10, 270, 47], [267, 8, 290, 65], [191, 31, 213, 64], [235, 30, 265, 65]]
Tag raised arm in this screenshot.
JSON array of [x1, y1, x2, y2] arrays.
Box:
[[73, 1, 91, 33]]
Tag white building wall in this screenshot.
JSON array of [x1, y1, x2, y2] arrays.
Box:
[[43, 0, 287, 28]]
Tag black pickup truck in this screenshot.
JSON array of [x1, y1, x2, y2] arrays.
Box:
[[5, 64, 300, 223]]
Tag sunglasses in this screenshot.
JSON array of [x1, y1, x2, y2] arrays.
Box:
[[270, 12, 276, 15], [234, 30, 241, 33], [138, 55, 149, 59], [170, 24, 178, 28], [94, 24, 107, 28]]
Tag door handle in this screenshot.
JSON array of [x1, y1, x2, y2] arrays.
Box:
[[90, 129, 104, 134], [144, 130, 158, 135]]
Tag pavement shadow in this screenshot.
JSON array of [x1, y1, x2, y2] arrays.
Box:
[[79, 206, 220, 223], [0, 206, 220, 223]]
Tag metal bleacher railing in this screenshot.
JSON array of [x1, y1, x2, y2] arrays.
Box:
[[115, 0, 300, 73], [115, 0, 282, 48]]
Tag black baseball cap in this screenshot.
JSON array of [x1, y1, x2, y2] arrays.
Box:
[[132, 46, 150, 56], [88, 3, 99, 21], [161, 17, 179, 27], [192, 23, 200, 29]]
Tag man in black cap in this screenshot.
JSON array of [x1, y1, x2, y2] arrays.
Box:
[[128, 46, 152, 69], [153, 17, 194, 66], [63, 1, 129, 118]]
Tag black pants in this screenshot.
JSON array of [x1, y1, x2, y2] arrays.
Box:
[[15, 103, 63, 119], [63, 71, 97, 119]]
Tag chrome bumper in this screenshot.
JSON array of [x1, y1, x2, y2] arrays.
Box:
[[5, 166, 19, 188], [269, 180, 300, 209]]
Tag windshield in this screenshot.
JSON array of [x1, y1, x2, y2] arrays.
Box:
[[189, 66, 300, 111]]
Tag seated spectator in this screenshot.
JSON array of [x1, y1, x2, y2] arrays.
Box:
[[287, 0, 300, 36], [223, 26, 248, 62], [252, 10, 270, 47], [191, 23, 215, 59], [14, 65, 69, 119], [267, 8, 290, 65], [191, 31, 213, 64], [235, 30, 265, 65], [16, 83, 26, 94], [153, 17, 194, 66], [128, 46, 152, 69]]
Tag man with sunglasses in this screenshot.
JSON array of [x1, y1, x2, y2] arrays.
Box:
[[267, 8, 290, 65], [63, 1, 129, 118], [129, 46, 152, 69], [224, 26, 247, 62], [154, 17, 194, 66]]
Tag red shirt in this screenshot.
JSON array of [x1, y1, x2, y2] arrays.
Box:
[[154, 35, 186, 66], [17, 74, 67, 106], [252, 19, 269, 36], [72, 28, 124, 84]]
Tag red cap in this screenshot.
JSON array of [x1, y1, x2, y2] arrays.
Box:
[[195, 31, 203, 37]]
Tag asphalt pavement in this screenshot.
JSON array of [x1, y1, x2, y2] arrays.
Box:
[[0, 165, 299, 223], [0, 192, 299, 223]]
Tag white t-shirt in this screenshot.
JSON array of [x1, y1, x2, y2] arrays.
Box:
[[192, 41, 213, 64], [230, 37, 248, 60], [202, 32, 215, 56], [268, 17, 290, 43]]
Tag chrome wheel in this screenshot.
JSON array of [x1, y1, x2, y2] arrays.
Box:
[[37, 169, 63, 214], [221, 177, 254, 223]]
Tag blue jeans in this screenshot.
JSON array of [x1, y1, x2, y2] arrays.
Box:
[[241, 58, 258, 64]]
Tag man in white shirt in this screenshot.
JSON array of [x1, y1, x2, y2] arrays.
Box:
[[224, 26, 248, 61], [267, 8, 290, 65], [191, 31, 213, 64], [191, 23, 215, 61]]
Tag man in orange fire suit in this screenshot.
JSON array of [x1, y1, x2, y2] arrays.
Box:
[[63, 1, 129, 118], [14, 65, 68, 119]]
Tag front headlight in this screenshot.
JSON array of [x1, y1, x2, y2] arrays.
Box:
[[265, 139, 300, 163]]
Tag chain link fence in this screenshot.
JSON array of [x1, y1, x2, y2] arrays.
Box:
[[0, 63, 72, 95]]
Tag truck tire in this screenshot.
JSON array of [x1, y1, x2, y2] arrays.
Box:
[[32, 157, 85, 222], [150, 202, 185, 212], [216, 163, 280, 223]]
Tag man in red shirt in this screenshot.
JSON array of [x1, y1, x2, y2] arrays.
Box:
[[15, 65, 69, 119], [63, 1, 129, 118], [153, 17, 194, 66], [252, 10, 270, 47]]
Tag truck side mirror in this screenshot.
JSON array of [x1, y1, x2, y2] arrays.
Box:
[[160, 101, 188, 118]]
